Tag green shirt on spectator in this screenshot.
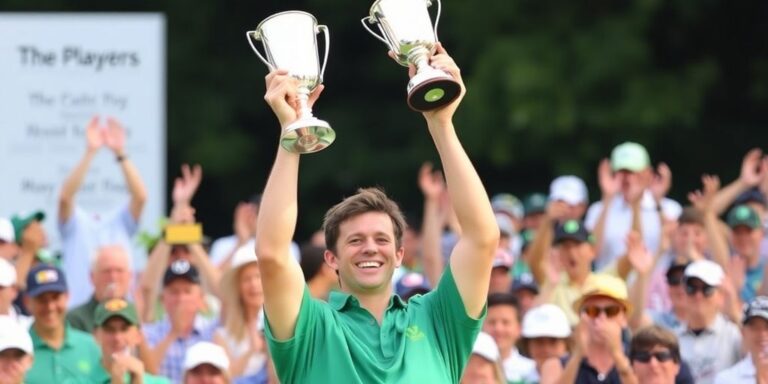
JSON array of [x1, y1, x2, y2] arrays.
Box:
[[66, 296, 99, 332], [25, 323, 102, 384], [265, 267, 485, 383]]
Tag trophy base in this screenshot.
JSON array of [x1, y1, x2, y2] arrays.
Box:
[[281, 117, 336, 154], [407, 70, 461, 112]]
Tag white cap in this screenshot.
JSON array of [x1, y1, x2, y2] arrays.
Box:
[[231, 245, 258, 270], [471, 332, 500, 363], [549, 176, 588, 205], [0, 218, 14, 243], [0, 259, 16, 287], [495, 213, 514, 237], [522, 304, 571, 339], [491, 248, 514, 269], [684, 260, 724, 287], [184, 342, 229, 373], [0, 316, 33, 355]]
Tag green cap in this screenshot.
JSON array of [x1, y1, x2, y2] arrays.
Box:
[[94, 298, 140, 327], [523, 193, 548, 216], [10, 211, 45, 245], [610, 142, 650, 172], [727, 205, 762, 229]]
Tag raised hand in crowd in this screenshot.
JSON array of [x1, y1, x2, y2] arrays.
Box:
[[104, 117, 127, 155], [86, 115, 104, 151], [109, 353, 146, 384], [688, 175, 730, 270], [419, 162, 448, 287], [172, 163, 203, 207], [711, 148, 768, 215]]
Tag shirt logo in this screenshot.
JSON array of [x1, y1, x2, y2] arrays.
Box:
[[77, 360, 91, 373], [35, 269, 58, 284], [405, 325, 425, 341]]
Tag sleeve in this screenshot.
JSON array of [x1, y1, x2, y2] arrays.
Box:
[[584, 201, 604, 231], [112, 203, 139, 237], [263, 286, 327, 383], [59, 206, 85, 239], [420, 266, 486, 383]]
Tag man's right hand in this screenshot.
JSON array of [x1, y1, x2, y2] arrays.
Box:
[[740, 148, 768, 187], [86, 116, 103, 152], [598, 159, 620, 199], [264, 69, 324, 128], [172, 164, 202, 206]]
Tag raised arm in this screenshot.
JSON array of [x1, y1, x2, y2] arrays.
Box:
[[104, 117, 148, 221], [689, 175, 729, 270], [256, 70, 323, 340], [59, 116, 101, 223], [421, 44, 499, 318], [529, 201, 568, 285], [590, 159, 620, 256], [418, 163, 447, 288], [711, 149, 768, 215]]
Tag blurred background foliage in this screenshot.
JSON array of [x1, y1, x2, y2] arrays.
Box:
[[3, 0, 767, 241]]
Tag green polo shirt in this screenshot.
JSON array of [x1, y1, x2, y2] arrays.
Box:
[[26, 323, 102, 384], [66, 295, 99, 332], [92, 363, 171, 384], [265, 266, 485, 383]]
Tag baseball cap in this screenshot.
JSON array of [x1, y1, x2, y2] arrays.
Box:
[[0, 317, 33, 355], [553, 220, 590, 245], [0, 258, 17, 287], [25, 263, 67, 297], [511, 273, 539, 294], [163, 260, 201, 287], [471, 332, 500, 363], [491, 194, 524, 220], [10, 211, 45, 245], [573, 274, 632, 315], [727, 205, 762, 230], [734, 188, 768, 208], [395, 272, 431, 298], [184, 341, 230, 372], [94, 298, 140, 327], [549, 176, 589, 206], [495, 214, 514, 237], [683, 260, 724, 287], [492, 248, 514, 270], [0, 218, 14, 243], [523, 193, 548, 216], [743, 296, 768, 325], [610, 142, 650, 172], [522, 304, 571, 339]]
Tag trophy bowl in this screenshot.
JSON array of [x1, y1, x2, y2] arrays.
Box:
[[362, 0, 461, 111], [247, 11, 336, 153]]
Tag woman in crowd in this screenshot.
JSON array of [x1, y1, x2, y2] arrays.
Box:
[[461, 332, 507, 384], [213, 246, 267, 379], [629, 325, 681, 384]]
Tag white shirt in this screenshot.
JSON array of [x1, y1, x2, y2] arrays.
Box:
[[59, 204, 138, 308], [714, 356, 757, 384], [209, 235, 301, 266], [0, 307, 32, 329], [585, 190, 681, 270], [676, 314, 743, 384], [502, 348, 538, 383]]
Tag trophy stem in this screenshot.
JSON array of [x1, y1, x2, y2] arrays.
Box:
[[280, 87, 336, 154]]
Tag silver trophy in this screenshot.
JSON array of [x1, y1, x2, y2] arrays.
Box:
[[247, 11, 335, 154], [362, 0, 460, 111]]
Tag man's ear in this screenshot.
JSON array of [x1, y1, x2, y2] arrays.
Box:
[[324, 250, 339, 272]]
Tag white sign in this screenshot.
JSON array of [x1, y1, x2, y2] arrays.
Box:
[[0, 13, 165, 270]]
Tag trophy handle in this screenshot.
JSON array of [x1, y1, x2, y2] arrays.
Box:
[[245, 30, 275, 71], [316, 25, 330, 83], [429, 0, 442, 42], [361, 16, 392, 48]]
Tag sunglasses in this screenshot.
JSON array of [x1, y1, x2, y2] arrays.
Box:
[[581, 304, 622, 319], [684, 282, 716, 297], [666, 275, 683, 286], [632, 350, 675, 363]]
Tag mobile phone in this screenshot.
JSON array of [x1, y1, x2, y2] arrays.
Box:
[[164, 223, 203, 245]]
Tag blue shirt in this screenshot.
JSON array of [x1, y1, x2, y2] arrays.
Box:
[[143, 315, 217, 384]]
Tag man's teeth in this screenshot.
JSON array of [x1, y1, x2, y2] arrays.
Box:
[[357, 261, 382, 269]]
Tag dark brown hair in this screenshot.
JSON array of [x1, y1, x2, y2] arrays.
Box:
[[629, 325, 681, 363], [323, 187, 407, 254]]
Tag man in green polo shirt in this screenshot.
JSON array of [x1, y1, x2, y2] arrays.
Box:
[[92, 298, 169, 384], [23, 263, 101, 384], [256, 44, 499, 383]]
